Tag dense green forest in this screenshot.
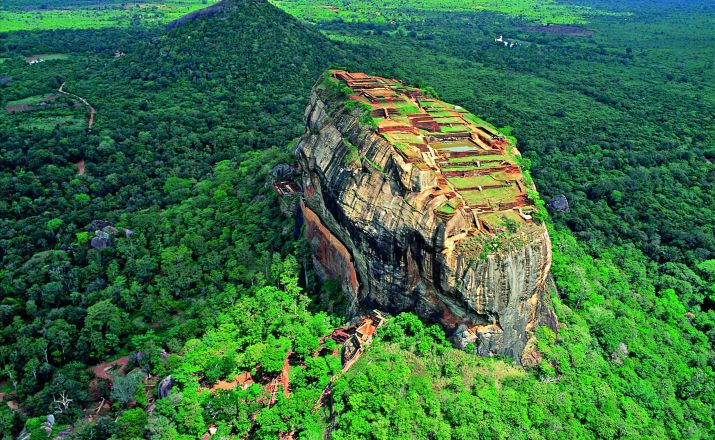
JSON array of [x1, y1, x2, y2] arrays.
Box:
[[0, 0, 713, 438]]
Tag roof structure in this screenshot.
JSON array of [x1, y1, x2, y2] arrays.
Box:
[[329, 70, 537, 233], [273, 180, 301, 196]]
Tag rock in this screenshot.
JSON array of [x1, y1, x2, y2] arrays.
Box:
[[546, 194, 570, 212], [54, 427, 73, 440], [296, 71, 558, 362], [271, 163, 294, 181], [520, 338, 543, 368], [157, 376, 175, 399], [129, 351, 144, 366], [17, 428, 29, 440], [610, 342, 629, 365], [90, 231, 111, 250], [88, 220, 114, 232], [102, 225, 119, 235]]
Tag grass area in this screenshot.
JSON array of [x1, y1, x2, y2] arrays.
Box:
[[447, 155, 506, 163], [461, 185, 520, 205], [20, 115, 83, 131], [25, 54, 70, 63], [434, 116, 461, 123], [0, 1, 220, 32], [440, 124, 470, 133], [447, 174, 504, 189], [388, 132, 423, 144], [393, 102, 420, 114], [393, 142, 421, 159], [436, 202, 456, 215], [426, 110, 456, 117], [443, 160, 507, 172], [463, 113, 499, 132], [6, 94, 54, 106]]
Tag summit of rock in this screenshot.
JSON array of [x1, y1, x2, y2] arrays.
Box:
[[328, 70, 540, 239]]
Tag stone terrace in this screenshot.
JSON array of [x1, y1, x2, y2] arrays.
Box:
[[331, 70, 536, 233]]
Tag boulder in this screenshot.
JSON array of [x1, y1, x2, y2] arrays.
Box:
[[271, 163, 294, 181], [547, 194, 570, 212], [90, 231, 111, 250], [157, 376, 175, 399], [88, 220, 114, 232]]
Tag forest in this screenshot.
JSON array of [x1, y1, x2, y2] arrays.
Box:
[[0, 0, 713, 438]]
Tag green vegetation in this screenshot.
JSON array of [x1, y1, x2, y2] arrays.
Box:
[[447, 174, 502, 189], [0, 1, 220, 32], [436, 202, 456, 215], [6, 94, 53, 106], [270, 0, 627, 25], [0, 0, 713, 438], [19, 115, 83, 131], [332, 226, 714, 438], [364, 157, 389, 178], [25, 53, 70, 62], [342, 139, 361, 167]]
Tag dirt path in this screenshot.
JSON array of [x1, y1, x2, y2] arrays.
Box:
[[91, 355, 129, 381], [280, 357, 290, 398], [59, 81, 95, 131]]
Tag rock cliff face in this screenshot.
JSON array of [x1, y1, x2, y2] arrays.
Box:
[[296, 71, 557, 362]]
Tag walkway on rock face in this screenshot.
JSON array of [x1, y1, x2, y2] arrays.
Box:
[[58, 81, 95, 131]]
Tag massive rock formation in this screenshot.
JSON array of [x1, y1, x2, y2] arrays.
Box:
[[296, 71, 557, 362]]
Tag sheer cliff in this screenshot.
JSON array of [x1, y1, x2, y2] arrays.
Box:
[[296, 71, 558, 362]]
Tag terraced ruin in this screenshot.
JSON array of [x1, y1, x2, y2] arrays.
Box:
[[329, 70, 537, 237]]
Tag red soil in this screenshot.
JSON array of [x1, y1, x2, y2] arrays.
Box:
[[91, 355, 129, 381], [210, 372, 254, 392]]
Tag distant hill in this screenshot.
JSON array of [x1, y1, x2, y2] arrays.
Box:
[[165, 0, 232, 31]]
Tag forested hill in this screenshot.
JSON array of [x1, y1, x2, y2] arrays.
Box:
[[0, 0, 352, 436]]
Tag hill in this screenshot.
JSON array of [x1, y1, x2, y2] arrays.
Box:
[[0, 0, 352, 436]]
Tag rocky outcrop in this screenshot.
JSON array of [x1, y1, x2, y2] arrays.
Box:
[[296, 73, 557, 362]]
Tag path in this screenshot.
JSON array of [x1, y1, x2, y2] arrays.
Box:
[[267, 356, 291, 407], [58, 81, 95, 131], [91, 355, 129, 381]]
